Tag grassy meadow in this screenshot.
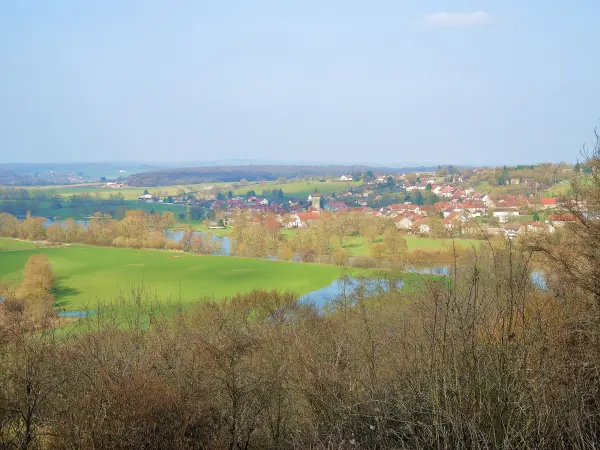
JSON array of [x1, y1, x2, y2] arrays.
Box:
[[278, 228, 486, 256], [545, 180, 573, 197], [0, 238, 45, 251], [22, 179, 361, 202], [0, 245, 360, 311], [29, 184, 188, 200]]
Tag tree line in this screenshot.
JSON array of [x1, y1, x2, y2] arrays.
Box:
[[0, 211, 221, 255]]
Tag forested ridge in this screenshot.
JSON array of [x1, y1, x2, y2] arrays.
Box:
[[126, 165, 437, 186]]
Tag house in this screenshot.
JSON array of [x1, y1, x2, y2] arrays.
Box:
[[412, 218, 431, 235], [395, 213, 420, 230], [540, 198, 557, 209], [285, 212, 321, 229], [546, 214, 577, 227], [137, 194, 153, 202], [451, 190, 465, 200], [433, 202, 452, 211], [459, 201, 487, 216], [441, 211, 470, 231], [339, 174, 353, 181], [386, 203, 425, 216], [438, 186, 454, 198], [502, 223, 525, 239], [524, 221, 556, 234], [493, 208, 520, 223], [326, 201, 349, 211]]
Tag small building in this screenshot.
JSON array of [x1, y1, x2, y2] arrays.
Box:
[[546, 214, 577, 227], [493, 209, 520, 223], [137, 193, 153, 202], [540, 198, 557, 209], [412, 219, 431, 235], [395, 214, 418, 230], [502, 223, 525, 239], [326, 201, 348, 211]]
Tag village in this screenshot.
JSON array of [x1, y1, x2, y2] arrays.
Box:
[[128, 165, 578, 240]]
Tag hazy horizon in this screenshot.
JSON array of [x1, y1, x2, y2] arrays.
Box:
[[1, 1, 598, 165]]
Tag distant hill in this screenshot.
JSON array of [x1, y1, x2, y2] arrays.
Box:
[[0, 162, 175, 185], [126, 165, 438, 186], [0, 168, 22, 185]]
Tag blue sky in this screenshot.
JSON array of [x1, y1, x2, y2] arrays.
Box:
[[1, 1, 598, 165]]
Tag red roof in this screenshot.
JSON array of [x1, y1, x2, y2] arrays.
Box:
[[460, 201, 486, 209], [433, 202, 451, 210], [327, 202, 348, 209], [296, 212, 320, 221], [541, 198, 557, 206], [394, 213, 419, 222], [389, 203, 420, 211], [547, 214, 577, 222]]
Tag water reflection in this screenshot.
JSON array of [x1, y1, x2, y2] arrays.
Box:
[[297, 277, 405, 311]]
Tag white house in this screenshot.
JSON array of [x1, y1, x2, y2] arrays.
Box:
[[525, 222, 556, 234], [395, 214, 419, 230], [413, 219, 431, 234], [339, 174, 353, 181], [137, 194, 153, 201], [501, 223, 525, 239], [285, 215, 306, 229], [493, 209, 520, 223]]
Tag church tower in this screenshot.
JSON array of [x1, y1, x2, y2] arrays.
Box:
[[311, 190, 321, 210]]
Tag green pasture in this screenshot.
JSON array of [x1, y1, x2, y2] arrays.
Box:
[[545, 181, 572, 197], [0, 245, 360, 311], [0, 238, 44, 251], [32, 185, 186, 200], [280, 229, 485, 256]]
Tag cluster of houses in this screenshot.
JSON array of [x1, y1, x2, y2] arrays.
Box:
[[210, 196, 284, 214], [378, 192, 574, 238], [105, 182, 129, 189]]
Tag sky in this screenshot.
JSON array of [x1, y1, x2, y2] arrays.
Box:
[[1, 1, 599, 166]]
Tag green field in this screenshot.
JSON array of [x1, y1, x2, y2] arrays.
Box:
[[341, 234, 485, 256], [0, 245, 360, 311], [546, 181, 572, 197], [0, 238, 44, 251], [30, 184, 187, 200], [280, 229, 485, 256]]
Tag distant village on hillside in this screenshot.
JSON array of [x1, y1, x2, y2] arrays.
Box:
[[119, 163, 581, 240]]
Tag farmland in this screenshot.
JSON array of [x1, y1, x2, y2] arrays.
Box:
[[546, 180, 573, 197], [0, 238, 45, 251], [17, 179, 362, 202], [26, 184, 189, 200], [0, 245, 362, 311], [278, 228, 486, 256]]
